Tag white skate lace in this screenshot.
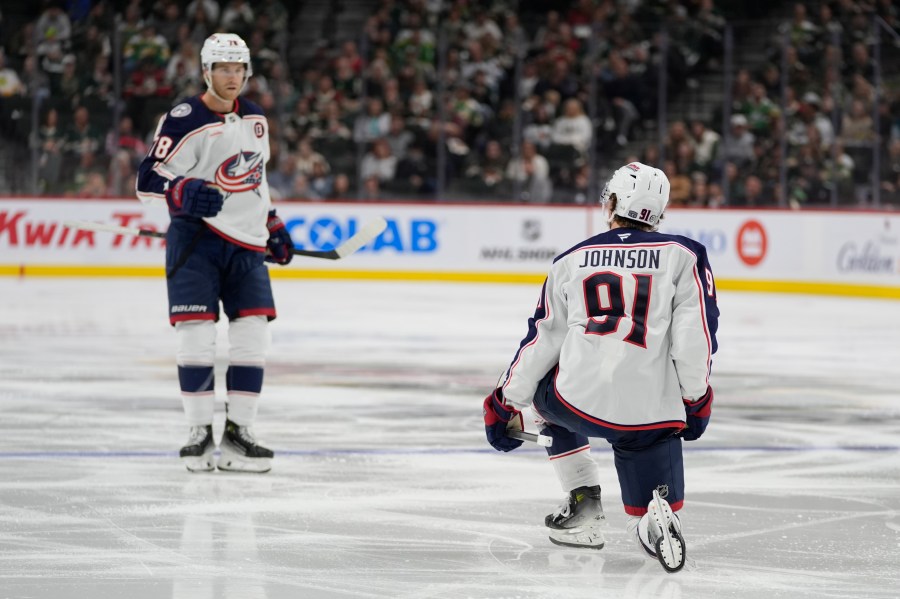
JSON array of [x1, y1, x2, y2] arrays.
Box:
[[552, 499, 573, 520], [237, 426, 257, 444], [187, 426, 208, 444]]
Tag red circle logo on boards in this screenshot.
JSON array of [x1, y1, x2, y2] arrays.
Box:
[[736, 220, 767, 266]]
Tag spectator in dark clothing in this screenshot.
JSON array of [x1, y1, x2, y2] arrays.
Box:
[[533, 59, 580, 101], [602, 53, 643, 145]]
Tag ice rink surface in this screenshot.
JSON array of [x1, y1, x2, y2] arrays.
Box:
[[0, 276, 898, 599]]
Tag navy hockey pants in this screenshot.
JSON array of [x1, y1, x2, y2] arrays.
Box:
[[165, 219, 276, 325], [532, 368, 685, 516]]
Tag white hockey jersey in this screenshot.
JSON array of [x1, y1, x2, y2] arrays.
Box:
[[136, 95, 272, 249], [500, 228, 719, 429]]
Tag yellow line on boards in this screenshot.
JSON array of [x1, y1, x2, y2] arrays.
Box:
[[2, 265, 899, 300], [717, 279, 900, 300], [20, 265, 166, 277]]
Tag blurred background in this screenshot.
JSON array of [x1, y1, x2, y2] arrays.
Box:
[[0, 0, 897, 208]]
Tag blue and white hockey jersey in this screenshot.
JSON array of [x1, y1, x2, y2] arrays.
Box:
[[500, 228, 719, 429], [136, 95, 271, 249]]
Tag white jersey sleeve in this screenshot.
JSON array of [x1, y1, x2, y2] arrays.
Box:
[[670, 247, 716, 400], [499, 275, 569, 407]]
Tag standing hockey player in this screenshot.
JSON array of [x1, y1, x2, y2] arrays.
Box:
[[136, 33, 294, 473], [482, 162, 719, 572]]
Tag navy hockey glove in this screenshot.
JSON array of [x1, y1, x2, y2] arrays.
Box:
[[166, 177, 224, 218], [680, 386, 714, 441], [483, 388, 524, 452], [265, 210, 294, 265]]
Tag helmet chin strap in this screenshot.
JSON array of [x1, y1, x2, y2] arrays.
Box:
[[205, 84, 230, 104], [203, 69, 248, 105]]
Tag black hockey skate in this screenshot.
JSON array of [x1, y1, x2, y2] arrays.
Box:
[[217, 419, 273, 473], [545, 485, 607, 549], [179, 424, 215, 472]]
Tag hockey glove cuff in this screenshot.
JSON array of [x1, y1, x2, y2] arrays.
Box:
[[265, 210, 294, 265], [483, 388, 524, 452], [166, 177, 224, 218], [680, 386, 713, 441]]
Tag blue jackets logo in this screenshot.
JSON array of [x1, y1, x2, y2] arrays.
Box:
[[215, 151, 264, 193], [284, 216, 438, 253]]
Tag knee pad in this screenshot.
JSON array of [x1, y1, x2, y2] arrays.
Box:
[[229, 315, 270, 365], [175, 320, 216, 365]]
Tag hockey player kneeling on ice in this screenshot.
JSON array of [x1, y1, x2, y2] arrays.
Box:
[[483, 162, 719, 572], [136, 33, 294, 473]]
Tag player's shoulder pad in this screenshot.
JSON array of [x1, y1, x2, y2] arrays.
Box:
[[659, 232, 711, 263], [160, 96, 220, 134], [553, 238, 590, 264], [236, 97, 265, 117]]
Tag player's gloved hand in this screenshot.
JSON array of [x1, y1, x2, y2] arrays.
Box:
[[264, 210, 294, 265], [680, 386, 713, 441], [483, 388, 524, 452], [165, 177, 224, 217]]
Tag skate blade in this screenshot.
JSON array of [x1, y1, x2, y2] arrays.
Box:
[[650, 491, 685, 573], [548, 525, 606, 550], [217, 448, 271, 473], [654, 532, 685, 572], [181, 454, 216, 472]]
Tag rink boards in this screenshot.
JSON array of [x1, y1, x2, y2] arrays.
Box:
[[0, 197, 898, 299]]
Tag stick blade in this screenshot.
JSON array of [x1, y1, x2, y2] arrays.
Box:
[[334, 216, 388, 258], [62, 219, 165, 238], [62, 219, 99, 231]]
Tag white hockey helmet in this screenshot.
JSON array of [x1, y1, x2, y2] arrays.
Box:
[[201, 33, 252, 92], [601, 162, 670, 227]]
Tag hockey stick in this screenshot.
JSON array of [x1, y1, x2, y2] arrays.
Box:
[[507, 430, 553, 447], [63, 219, 168, 240], [62, 217, 388, 260], [299, 216, 387, 259]]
